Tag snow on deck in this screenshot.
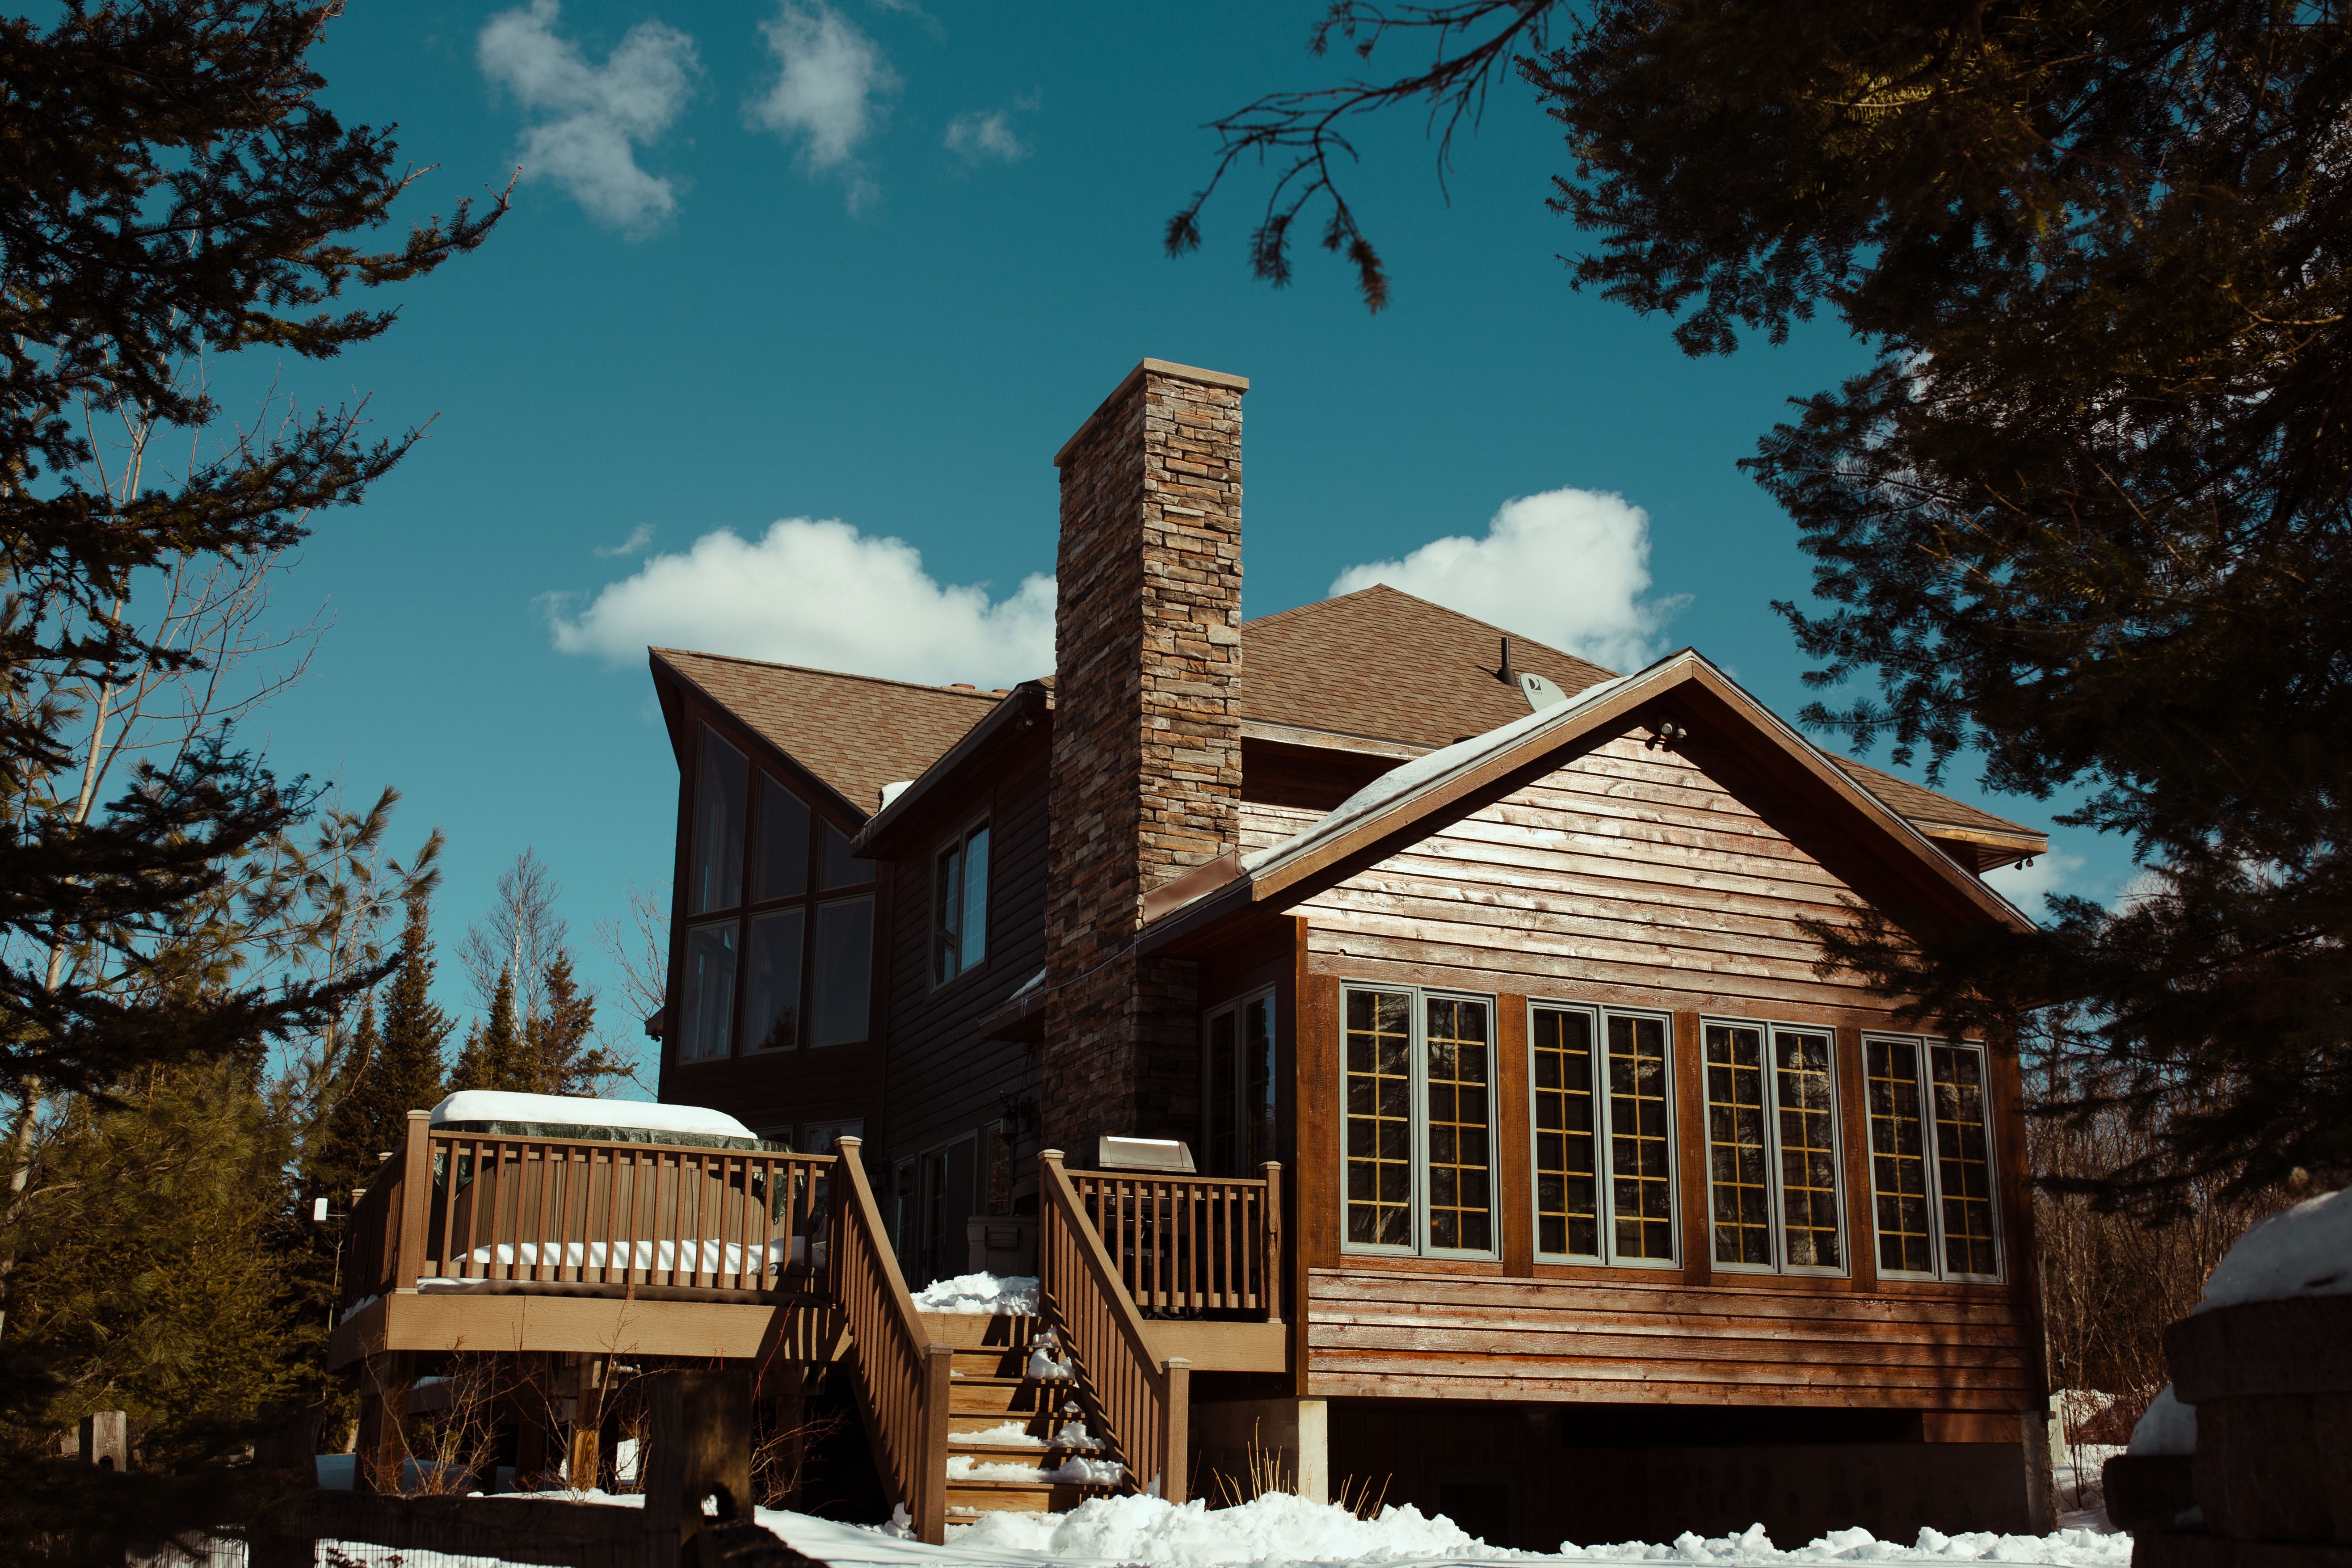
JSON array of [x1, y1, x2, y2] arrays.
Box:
[[2196, 1185, 2351, 1312], [428, 1091, 757, 1139]]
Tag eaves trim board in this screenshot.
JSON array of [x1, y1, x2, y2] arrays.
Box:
[[1138, 648, 2034, 954]]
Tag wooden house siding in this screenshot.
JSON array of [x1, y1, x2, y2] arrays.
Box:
[[1266, 732, 2043, 1414], [877, 733, 1052, 1173]]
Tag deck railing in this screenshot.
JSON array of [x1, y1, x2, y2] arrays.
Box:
[[828, 1137, 951, 1544], [1039, 1149, 1191, 1504], [1070, 1164, 1283, 1321], [337, 1111, 834, 1310]]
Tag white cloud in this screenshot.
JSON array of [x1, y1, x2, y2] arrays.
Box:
[[595, 522, 655, 559], [479, 0, 699, 234], [945, 100, 1032, 164], [547, 517, 1054, 687], [750, 0, 897, 196], [1983, 849, 2085, 911], [1329, 487, 1689, 673]]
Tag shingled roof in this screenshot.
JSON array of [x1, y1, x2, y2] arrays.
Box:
[[650, 648, 1004, 817]]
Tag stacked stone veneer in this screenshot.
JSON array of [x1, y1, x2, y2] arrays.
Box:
[[1041, 360, 1247, 1159]]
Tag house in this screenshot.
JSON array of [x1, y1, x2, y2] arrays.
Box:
[[639, 358, 2054, 1547]]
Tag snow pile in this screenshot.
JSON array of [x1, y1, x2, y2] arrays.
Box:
[[961, 1420, 1047, 1449], [946, 1454, 1125, 1486], [419, 1234, 799, 1278], [1027, 1327, 1075, 1380], [1553, 1523, 2131, 1565], [2197, 1187, 2352, 1312], [910, 1272, 1040, 1314], [953, 1491, 1515, 1561], [429, 1091, 755, 1138], [2128, 1387, 2197, 1457]]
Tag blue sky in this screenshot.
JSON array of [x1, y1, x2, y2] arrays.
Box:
[[232, 0, 2124, 1078]]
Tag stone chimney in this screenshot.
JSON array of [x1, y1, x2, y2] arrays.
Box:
[[1041, 359, 1247, 1159]]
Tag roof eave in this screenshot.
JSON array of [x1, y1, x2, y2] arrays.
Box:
[[849, 681, 1048, 857]]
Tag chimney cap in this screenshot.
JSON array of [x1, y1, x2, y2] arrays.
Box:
[[1055, 358, 1250, 467]]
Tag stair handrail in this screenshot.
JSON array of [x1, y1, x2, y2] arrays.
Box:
[[1038, 1148, 1190, 1504], [829, 1137, 952, 1544]]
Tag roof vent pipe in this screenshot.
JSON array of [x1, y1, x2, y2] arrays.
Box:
[[1499, 635, 1515, 683]]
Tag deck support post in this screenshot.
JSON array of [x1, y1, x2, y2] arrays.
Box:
[[354, 1351, 414, 1494], [1161, 1359, 1191, 1503], [768, 1364, 807, 1512], [648, 1368, 754, 1560], [1296, 1397, 1328, 1505]]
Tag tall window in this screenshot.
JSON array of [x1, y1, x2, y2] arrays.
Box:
[[1864, 1036, 2002, 1279], [1204, 989, 1276, 1177], [1530, 1004, 1678, 1265], [1342, 987, 1495, 1257], [931, 820, 991, 985], [1703, 1023, 1844, 1273], [675, 721, 875, 1064]]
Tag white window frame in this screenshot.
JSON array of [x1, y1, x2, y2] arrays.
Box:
[[1338, 983, 1502, 1262], [1527, 1000, 1681, 1270], [1699, 1017, 1849, 1278], [1861, 1034, 2005, 1284]]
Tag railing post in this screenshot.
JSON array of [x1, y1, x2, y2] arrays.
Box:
[[1259, 1161, 1284, 1324], [1038, 1149, 1065, 1299], [1161, 1358, 1191, 1503], [396, 1110, 431, 1291], [918, 1342, 952, 1544]]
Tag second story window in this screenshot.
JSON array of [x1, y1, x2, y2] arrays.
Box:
[[1342, 985, 1498, 1258], [677, 722, 874, 1063], [1530, 1003, 1679, 1266], [931, 820, 990, 985], [1703, 1022, 1844, 1274]]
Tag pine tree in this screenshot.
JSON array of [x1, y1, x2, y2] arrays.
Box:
[[527, 951, 623, 1099], [451, 969, 527, 1095], [375, 891, 455, 1121]]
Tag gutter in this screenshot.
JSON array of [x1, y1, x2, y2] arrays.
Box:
[[849, 681, 1051, 857]]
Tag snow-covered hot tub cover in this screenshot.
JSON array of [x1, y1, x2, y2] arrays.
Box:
[[428, 1091, 790, 1152]]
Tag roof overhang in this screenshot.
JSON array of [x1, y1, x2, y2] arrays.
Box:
[[849, 681, 1051, 858], [1139, 649, 2034, 958], [647, 649, 871, 826]]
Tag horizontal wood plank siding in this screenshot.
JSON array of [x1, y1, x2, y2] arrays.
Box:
[[1304, 1268, 2036, 1409]]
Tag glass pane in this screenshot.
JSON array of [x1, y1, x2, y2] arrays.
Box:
[[1245, 994, 1276, 1172], [1344, 989, 1414, 1247], [1931, 1045, 1999, 1276], [1425, 997, 1492, 1252], [811, 896, 875, 1046], [933, 840, 964, 985], [961, 825, 989, 968], [1207, 1009, 1239, 1176], [820, 820, 872, 890], [1775, 1030, 1842, 1269], [755, 775, 809, 902], [1705, 1025, 1771, 1266], [743, 908, 805, 1052], [1531, 1008, 1599, 1257], [677, 920, 737, 1061], [691, 728, 748, 915], [1607, 1013, 1674, 1260], [1867, 1040, 1934, 1273]]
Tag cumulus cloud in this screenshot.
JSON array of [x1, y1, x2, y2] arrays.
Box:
[[478, 0, 699, 235], [944, 99, 1033, 164], [547, 517, 1054, 687], [1329, 487, 1689, 673], [1983, 847, 2086, 912], [750, 0, 897, 202]]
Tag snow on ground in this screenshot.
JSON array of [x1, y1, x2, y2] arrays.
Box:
[[909, 1272, 1040, 1314], [2197, 1185, 2351, 1312]]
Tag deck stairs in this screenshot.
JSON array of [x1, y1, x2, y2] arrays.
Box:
[[929, 1313, 1123, 1520]]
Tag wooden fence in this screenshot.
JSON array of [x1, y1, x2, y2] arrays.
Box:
[[827, 1136, 952, 1544], [1039, 1150, 1190, 1505], [1070, 1164, 1282, 1321], [341, 1111, 833, 1309]]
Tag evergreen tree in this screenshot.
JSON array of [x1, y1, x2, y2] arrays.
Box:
[[528, 951, 623, 1098], [1184, 0, 2352, 1203], [451, 969, 527, 1094], [367, 889, 454, 1127]]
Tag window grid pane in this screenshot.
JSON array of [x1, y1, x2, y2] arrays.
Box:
[[1867, 1040, 1934, 1273], [1532, 1009, 1599, 1257], [1207, 1009, 1239, 1176], [810, 896, 874, 1046], [743, 908, 804, 1052], [1932, 1046, 1999, 1275], [1775, 1031, 1842, 1269], [690, 729, 748, 915], [1705, 1025, 1771, 1266], [1424, 998, 1493, 1252], [677, 921, 737, 1062], [1244, 996, 1276, 1172], [1344, 990, 1413, 1248], [754, 775, 809, 903], [933, 841, 964, 985], [1608, 1015, 1674, 1260], [961, 827, 989, 968]]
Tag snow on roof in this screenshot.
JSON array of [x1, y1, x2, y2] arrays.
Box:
[[429, 1091, 755, 1140], [1239, 670, 1637, 881], [2197, 1186, 2352, 1312]]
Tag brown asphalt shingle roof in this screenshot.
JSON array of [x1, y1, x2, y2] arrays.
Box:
[[651, 648, 1003, 816], [650, 584, 2038, 848]]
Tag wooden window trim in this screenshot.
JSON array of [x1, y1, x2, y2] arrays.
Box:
[[1527, 999, 1682, 1271], [1338, 982, 1502, 1262], [1699, 1015, 1851, 1280], [1860, 1033, 2006, 1284]]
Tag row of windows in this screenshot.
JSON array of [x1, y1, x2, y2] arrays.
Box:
[[1340, 985, 2003, 1282]]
